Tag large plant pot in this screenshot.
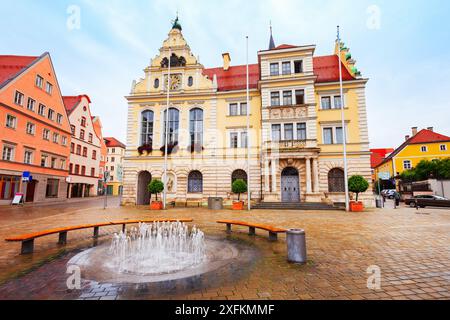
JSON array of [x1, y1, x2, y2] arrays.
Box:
[[232, 201, 244, 210], [350, 201, 364, 212], [150, 201, 163, 210]]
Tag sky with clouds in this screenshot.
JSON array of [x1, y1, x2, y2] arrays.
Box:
[[2, 0, 449, 148]]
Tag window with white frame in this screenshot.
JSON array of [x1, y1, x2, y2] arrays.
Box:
[[61, 159, 66, 170], [229, 130, 248, 148], [38, 103, 46, 116], [272, 124, 281, 141], [272, 123, 307, 141], [56, 113, 63, 124], [282, 61, 291, 75], [35, 75, 43, 88], [421, 146, 427, 152], [271, 92, 280, 106], [48, 109, 54, 121], [43, 129, 50, 140], [295, 90, 305, 105], [14, 91, 24, 106], [440, 144, 447, 151], [228, 102, 248, 116], [294, 60, 303, 73], [6, 115, 17, 129], [283, 91, 293, 106], [322, 126, 345, 145], [24, 150, 33, 164], [323, 128, 333, 144], [52, 133, 59, 144], [26, 122, 35, 135], [45, 82, 53, 94], [321, 94, 344, 110], [241, 132, 248, 148], [403, 160, 412, 170], [27, 98, 35, 111], [61, 136, 67, 146], [321, 96, 332, 110], [230, 132, 238, 148], [2, 145, 14, 161], [284, 123, 294, 140], [270, 63, 279, 76], [297, 123, 307, 140]]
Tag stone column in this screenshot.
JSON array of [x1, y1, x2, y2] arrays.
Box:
[[271, 160, 277, 193], [306, 158, 312, 194], [313, 158, 319, 193], [264, 159, 270, 192]]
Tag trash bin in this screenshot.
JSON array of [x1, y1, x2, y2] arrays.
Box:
[[208, 197, 223, 210], [376, 197, 383, 208], [286, 229, 307, 264]]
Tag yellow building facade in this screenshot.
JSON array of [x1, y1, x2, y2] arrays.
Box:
[[122, 20, 373, 207]]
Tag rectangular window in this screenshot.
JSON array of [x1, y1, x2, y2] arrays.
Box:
[[295, 90, 305, 105], [35, 75, 43, 88], [110, 166, 114, 172], [111, 157, 115, 162], [440, 144, 447, 151], [51, 157, 57, 168], [272, 124, 281, 142], [92, 150, 97, 160], [112, 148, 115, 153], [52, 133, 59, 144], [240, 103, 248, 115], [0, 175, 20, 200], [88, 133, 93, 143], [60, 159, 65, 170], [403, 160, 412, 170], [284, 124, 294, 140], [38, 104, 46, 116], [80, 129, 85, 140], [40, 155, 48, 167], [14, 91, 24, 106], [294, 60, 303, 73], [45, 179, 59, 198], [26, 122, 35, 135], [335, 127, 344, 144], [57, 113, 63, 124], [45, 82, 53, 94], [69, 163, 73, 173], [282, 61, 291, 75], [270, 63, 279, 76], [297, 123, 307, 140], [283, 91, 293, 106], [91, 168, 95, 177], [27, 98, 36, 111], [61, 136, 67, 146], [82, 147, 87, 157], [321, 97, 331, 110], [421, 146, 427, 152], [81, 166, 86, 176], [229, 103, 238, 116], [230, 133, 238, 148], [271, 92, 280, 106], [323, 128, 333, 145], [43, 129, 50, 140], [6, 115, 17, 129], [70, 125, 75, 136], [241, 131, 248, 148], [70, 143, 75, 153], [76, 145, 81, 155], [48, 109, 54, 121], [75, 164, 80, 174], [2, 146, 14, 161], [334, 96, 343, 109], [81, 117, 86, 127], [24, 150, 33, 164]]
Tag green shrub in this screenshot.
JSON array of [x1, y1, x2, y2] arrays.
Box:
[[147, 179, 164, 201], [348, 175, 369, 201], [232, 179, 248, 201]]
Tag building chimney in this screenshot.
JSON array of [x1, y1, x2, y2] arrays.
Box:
[[222, 53, 231, 71], [427, 127, 434, 132], [405, 135, 410, 141], [411, 127, 418, 136]]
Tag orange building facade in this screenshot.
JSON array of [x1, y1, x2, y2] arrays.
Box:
[[0, 53, 71, 204], [92, 116, 107, 195]]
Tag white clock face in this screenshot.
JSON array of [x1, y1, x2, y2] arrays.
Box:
[[166, 74, 182, 90]]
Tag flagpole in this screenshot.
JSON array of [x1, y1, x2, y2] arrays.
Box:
[[337, 26, 350, 212], [246, 35, 251, 211], [163, 48, 171, 210]]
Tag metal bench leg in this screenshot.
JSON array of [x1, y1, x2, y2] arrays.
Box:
[[21, 239, 34, 254], [58, 231, 67, 245], [122, 224, 126, 233], [269, 232, 278, 242], [226, 224, 232, 234], [93, 226, 99, 238], [249, 227, 256, 236]]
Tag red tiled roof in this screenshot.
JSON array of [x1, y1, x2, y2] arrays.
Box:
[[376, 129, 450, 168], [62, 95, 91, 114], [274, 44, 298, 50], [203, 64, 259, 92], [370, 148, 394, 168], [0, 55, 40, 88], [313, 55, 355, 83], [104, 137, 126, 149]]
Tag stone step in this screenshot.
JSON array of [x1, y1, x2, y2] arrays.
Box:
[[252, 202, 341, 211]]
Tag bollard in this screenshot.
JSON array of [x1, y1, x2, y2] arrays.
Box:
[[287, 229, 307, 264], [208, 197, 224, 210]]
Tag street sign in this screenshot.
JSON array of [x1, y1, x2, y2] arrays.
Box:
[[378, 172, 391, 180], [12, 193, 24, 205], [22, 171, 31, 182]]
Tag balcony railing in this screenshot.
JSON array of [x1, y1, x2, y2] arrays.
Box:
[[264, 140, 307, 150]]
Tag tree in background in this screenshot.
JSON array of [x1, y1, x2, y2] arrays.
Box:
[[400, 158, 450, 182], [232, 179, 248, 201]]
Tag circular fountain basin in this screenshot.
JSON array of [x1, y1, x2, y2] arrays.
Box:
[[68, 236, 242, 284]]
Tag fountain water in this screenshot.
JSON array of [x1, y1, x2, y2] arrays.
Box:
[[108, 221, 206, 275]]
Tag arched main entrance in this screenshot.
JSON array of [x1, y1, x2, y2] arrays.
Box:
[[137, 171, 151, 205], [281, 167, 300, 203]]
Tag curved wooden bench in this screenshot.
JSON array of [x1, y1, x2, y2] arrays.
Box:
[[5, 218, 193, 254], [217, 220, 286, 241]]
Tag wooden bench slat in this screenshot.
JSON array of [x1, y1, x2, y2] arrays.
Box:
[[217, 220, 286, 233]]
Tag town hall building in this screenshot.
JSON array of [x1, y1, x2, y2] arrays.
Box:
[[122, 19, 373, 207]]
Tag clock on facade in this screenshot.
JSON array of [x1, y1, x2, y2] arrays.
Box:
[[165, 74, 182, 91]]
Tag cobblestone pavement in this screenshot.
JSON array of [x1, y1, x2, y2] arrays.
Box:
[[0, 199, 449, 300]]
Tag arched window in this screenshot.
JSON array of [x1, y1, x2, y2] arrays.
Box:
[[328, 168, 345, 192], [163, 108, 179, 144], [188, 76, 194, 87], [190, 108, 203, 148], [188, 171, 203, 193], [154, 78, 159, 89], [141, 110, 154, 145], [232, 169, 248, 185]]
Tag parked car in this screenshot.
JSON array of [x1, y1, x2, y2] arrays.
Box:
[[404, 195, 450, 208], [381, 189, 397, 199]]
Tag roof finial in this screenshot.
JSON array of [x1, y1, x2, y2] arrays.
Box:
[[172, 12, 182, 31], [268, 21, 275, 50]]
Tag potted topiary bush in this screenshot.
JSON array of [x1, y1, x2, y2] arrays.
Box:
[[231, 179, 247, 210], [148, 179, 164, 210], [348, 175, 369, 212]]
